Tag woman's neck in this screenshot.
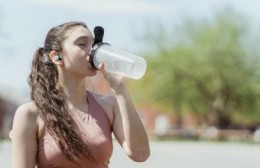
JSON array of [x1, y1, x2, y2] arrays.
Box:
[[58, 72, 87, 106]]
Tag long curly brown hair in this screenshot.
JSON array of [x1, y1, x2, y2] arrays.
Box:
[[28, 22, 91, 163]]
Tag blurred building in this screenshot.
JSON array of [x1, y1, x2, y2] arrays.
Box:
[[0, 96, 17, 139]]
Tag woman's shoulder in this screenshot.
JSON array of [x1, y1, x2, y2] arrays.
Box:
[[10, 101, 41, 140], [88, 91, 116, 124], [89, 91, 116, 107], [14, 101, 40, 124], [16, 101, 38, 114]]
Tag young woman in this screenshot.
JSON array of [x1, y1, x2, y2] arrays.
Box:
[[11, 21, 150, 168]]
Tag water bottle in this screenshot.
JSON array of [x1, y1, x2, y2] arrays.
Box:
[[89, 43, 147, 80]]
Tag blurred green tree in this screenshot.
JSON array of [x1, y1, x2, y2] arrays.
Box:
[[130, 8, 260, 129]]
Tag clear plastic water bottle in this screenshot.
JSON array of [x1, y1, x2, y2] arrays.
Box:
[[89, 43, 147, 80]]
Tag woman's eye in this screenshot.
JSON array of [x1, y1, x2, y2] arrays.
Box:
[[78, 43, 86, 46]]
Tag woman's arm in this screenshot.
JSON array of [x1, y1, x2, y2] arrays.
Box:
[[97, 61, 150, 162], [112, 85, 150, 162], [11, 103, 38, 168]]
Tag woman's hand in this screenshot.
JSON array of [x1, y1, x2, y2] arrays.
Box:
[[98, 61, 128, 91]]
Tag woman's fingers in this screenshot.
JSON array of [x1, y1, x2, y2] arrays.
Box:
[[98, 61, 128, 90], [98, 61, 105, 72]]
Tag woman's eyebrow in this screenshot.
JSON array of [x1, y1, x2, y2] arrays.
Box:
[[75, 36, 94, 42]]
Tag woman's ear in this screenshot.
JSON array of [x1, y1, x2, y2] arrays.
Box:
[[49, 51, 63, 65]]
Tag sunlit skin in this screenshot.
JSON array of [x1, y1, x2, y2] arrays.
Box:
[[11, 25, 150, 168]]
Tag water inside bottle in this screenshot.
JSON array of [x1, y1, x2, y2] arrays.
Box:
[[104, 59, 146, 79]]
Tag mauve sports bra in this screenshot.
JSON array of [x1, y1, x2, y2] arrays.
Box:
[[36, 91, 113, 168]]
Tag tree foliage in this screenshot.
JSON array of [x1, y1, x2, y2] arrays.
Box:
[[130, 8, 260, 128]]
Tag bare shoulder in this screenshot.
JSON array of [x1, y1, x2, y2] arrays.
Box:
[[90, 92, 116, 124], [12, 101, 40, 133], [11, 101, 45, 141], [91, 92, 116, 107], [14, 101, 39, 120]]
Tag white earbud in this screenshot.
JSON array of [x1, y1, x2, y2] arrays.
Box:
[[54, 55, 61, 62]]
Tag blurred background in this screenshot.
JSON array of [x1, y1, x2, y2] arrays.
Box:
[[1, 0, 260, 167]]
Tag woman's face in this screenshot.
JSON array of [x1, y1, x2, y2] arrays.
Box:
[[60, 25, 96, 77]]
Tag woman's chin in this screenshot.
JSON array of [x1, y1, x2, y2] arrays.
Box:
[[87, 69, 97, 76]]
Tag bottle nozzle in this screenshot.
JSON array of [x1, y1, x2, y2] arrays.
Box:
[[93, 26, 104, 46]]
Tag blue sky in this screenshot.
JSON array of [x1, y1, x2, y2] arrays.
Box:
[[0, 0, 260, 99]]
